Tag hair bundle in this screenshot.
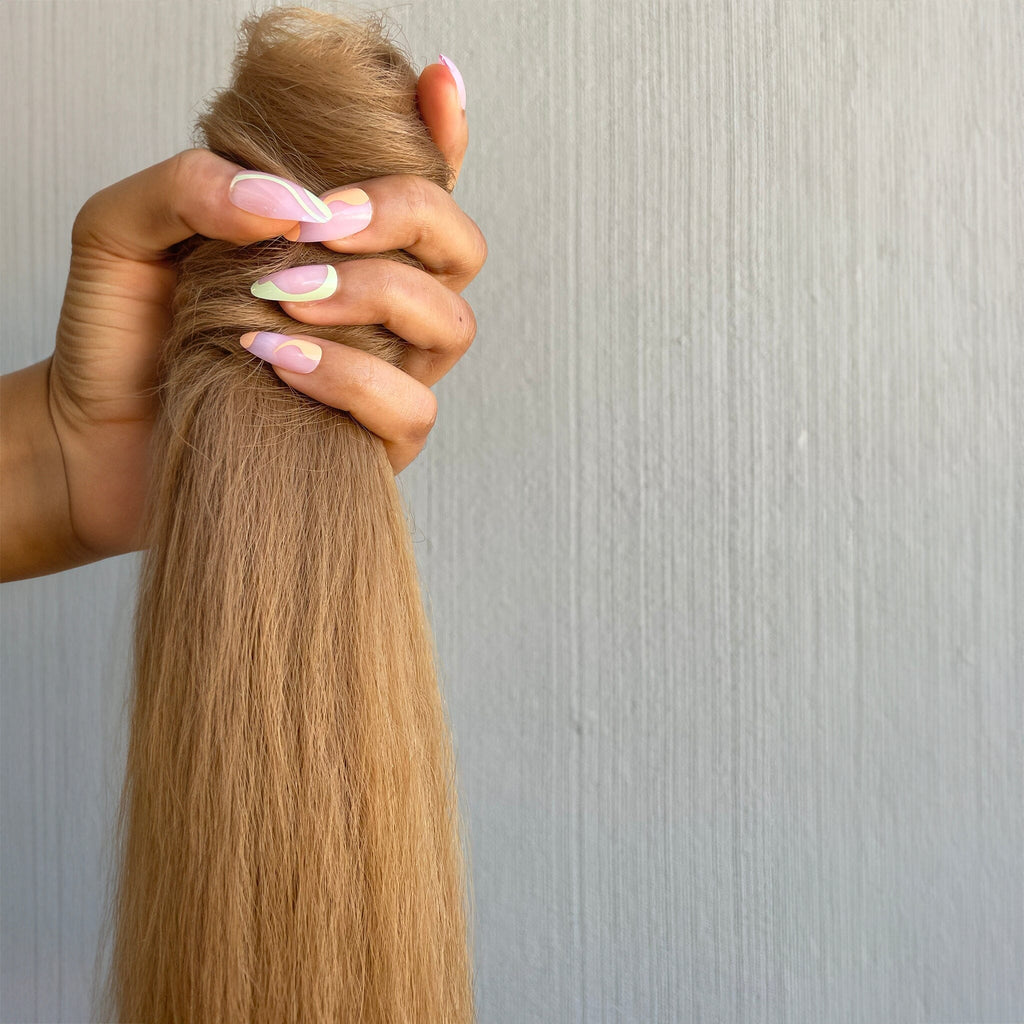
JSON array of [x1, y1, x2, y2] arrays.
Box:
[[107, 9, 473, 1021]]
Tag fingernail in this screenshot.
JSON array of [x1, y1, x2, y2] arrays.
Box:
[[282, 188, 372, 243], [229, 171, 333, 223], [250, 264, 338, 302], [439, 54, 467, 111], [239, 331, 322, 373]]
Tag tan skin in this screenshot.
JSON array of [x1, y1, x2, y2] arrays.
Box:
[[0, 63, 485, 582]]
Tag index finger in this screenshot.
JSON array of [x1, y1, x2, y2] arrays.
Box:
[[416, 57, 468, 184]]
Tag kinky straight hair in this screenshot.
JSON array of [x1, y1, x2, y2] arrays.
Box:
[[107, 8, 473, 1021]]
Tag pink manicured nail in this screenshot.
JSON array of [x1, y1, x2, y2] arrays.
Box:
[[239, 331, 322, 373], [282, 188, 373, 243], [439, 54, 467, 111], [250, 264, 338, 302], [229, 171, 333, 223]]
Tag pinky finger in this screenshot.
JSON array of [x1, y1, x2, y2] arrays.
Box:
[[238, 330, 437, 473]]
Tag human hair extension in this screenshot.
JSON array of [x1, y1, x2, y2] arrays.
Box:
[[105, 8, 474, 1021]]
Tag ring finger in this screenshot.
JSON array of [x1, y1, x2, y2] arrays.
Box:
[[252, 259, 476, 387]]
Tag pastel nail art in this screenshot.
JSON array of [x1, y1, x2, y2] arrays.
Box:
[[283, 188, 373, 243], [250, 264, 338, 302], [439, 54, 467, 111], [239, 331, 322, 374], [229, 171, 333, 223]]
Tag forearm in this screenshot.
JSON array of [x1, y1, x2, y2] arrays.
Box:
[[1, 359, 97, 581]]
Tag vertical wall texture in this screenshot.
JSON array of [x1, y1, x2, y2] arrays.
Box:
[[2, 1, 1021, 1021]]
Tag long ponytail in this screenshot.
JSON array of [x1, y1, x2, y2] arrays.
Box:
[[107, 9, 474, 1020]]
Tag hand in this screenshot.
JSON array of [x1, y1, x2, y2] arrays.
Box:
[[0, 59, 485, 580]]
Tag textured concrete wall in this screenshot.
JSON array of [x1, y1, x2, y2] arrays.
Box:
[[2, 2, 1021, 1021]]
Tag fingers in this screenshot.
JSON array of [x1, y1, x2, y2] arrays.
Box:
[[67, 135, 482, 472], [75, 148, 485, 292], [416, 57, 468, 182], [237, 331, 437, 474], [284, 174, 487, 291], [71, 149, 334, 261], [256, 259, 476, 387]]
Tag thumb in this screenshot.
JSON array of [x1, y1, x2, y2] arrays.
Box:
[[72, 149, 332, 261]]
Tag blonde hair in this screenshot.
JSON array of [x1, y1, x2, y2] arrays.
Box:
[[106, 8, 473, 1021]]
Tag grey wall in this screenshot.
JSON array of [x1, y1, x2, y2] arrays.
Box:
[[2, 1, 1021, 1021]]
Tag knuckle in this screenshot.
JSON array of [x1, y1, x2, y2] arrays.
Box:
[[400, 174, 437, 231], [161, 151, 203, 237], [410, 174, 437, 214], [71, 195, 104, 249], [350, 360, 388, 404], [405, 390, 438, 443], [347, 360, 436, 447], [167, 148, 209, 197], [445, 215, 487, 283], [452, 297, 477, 353], [469, 221, 489, 271], [357, 258, 403, 321], [372, 259, 400, 306]]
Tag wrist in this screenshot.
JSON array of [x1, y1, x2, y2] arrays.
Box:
[[1, 359, 99, 581]]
